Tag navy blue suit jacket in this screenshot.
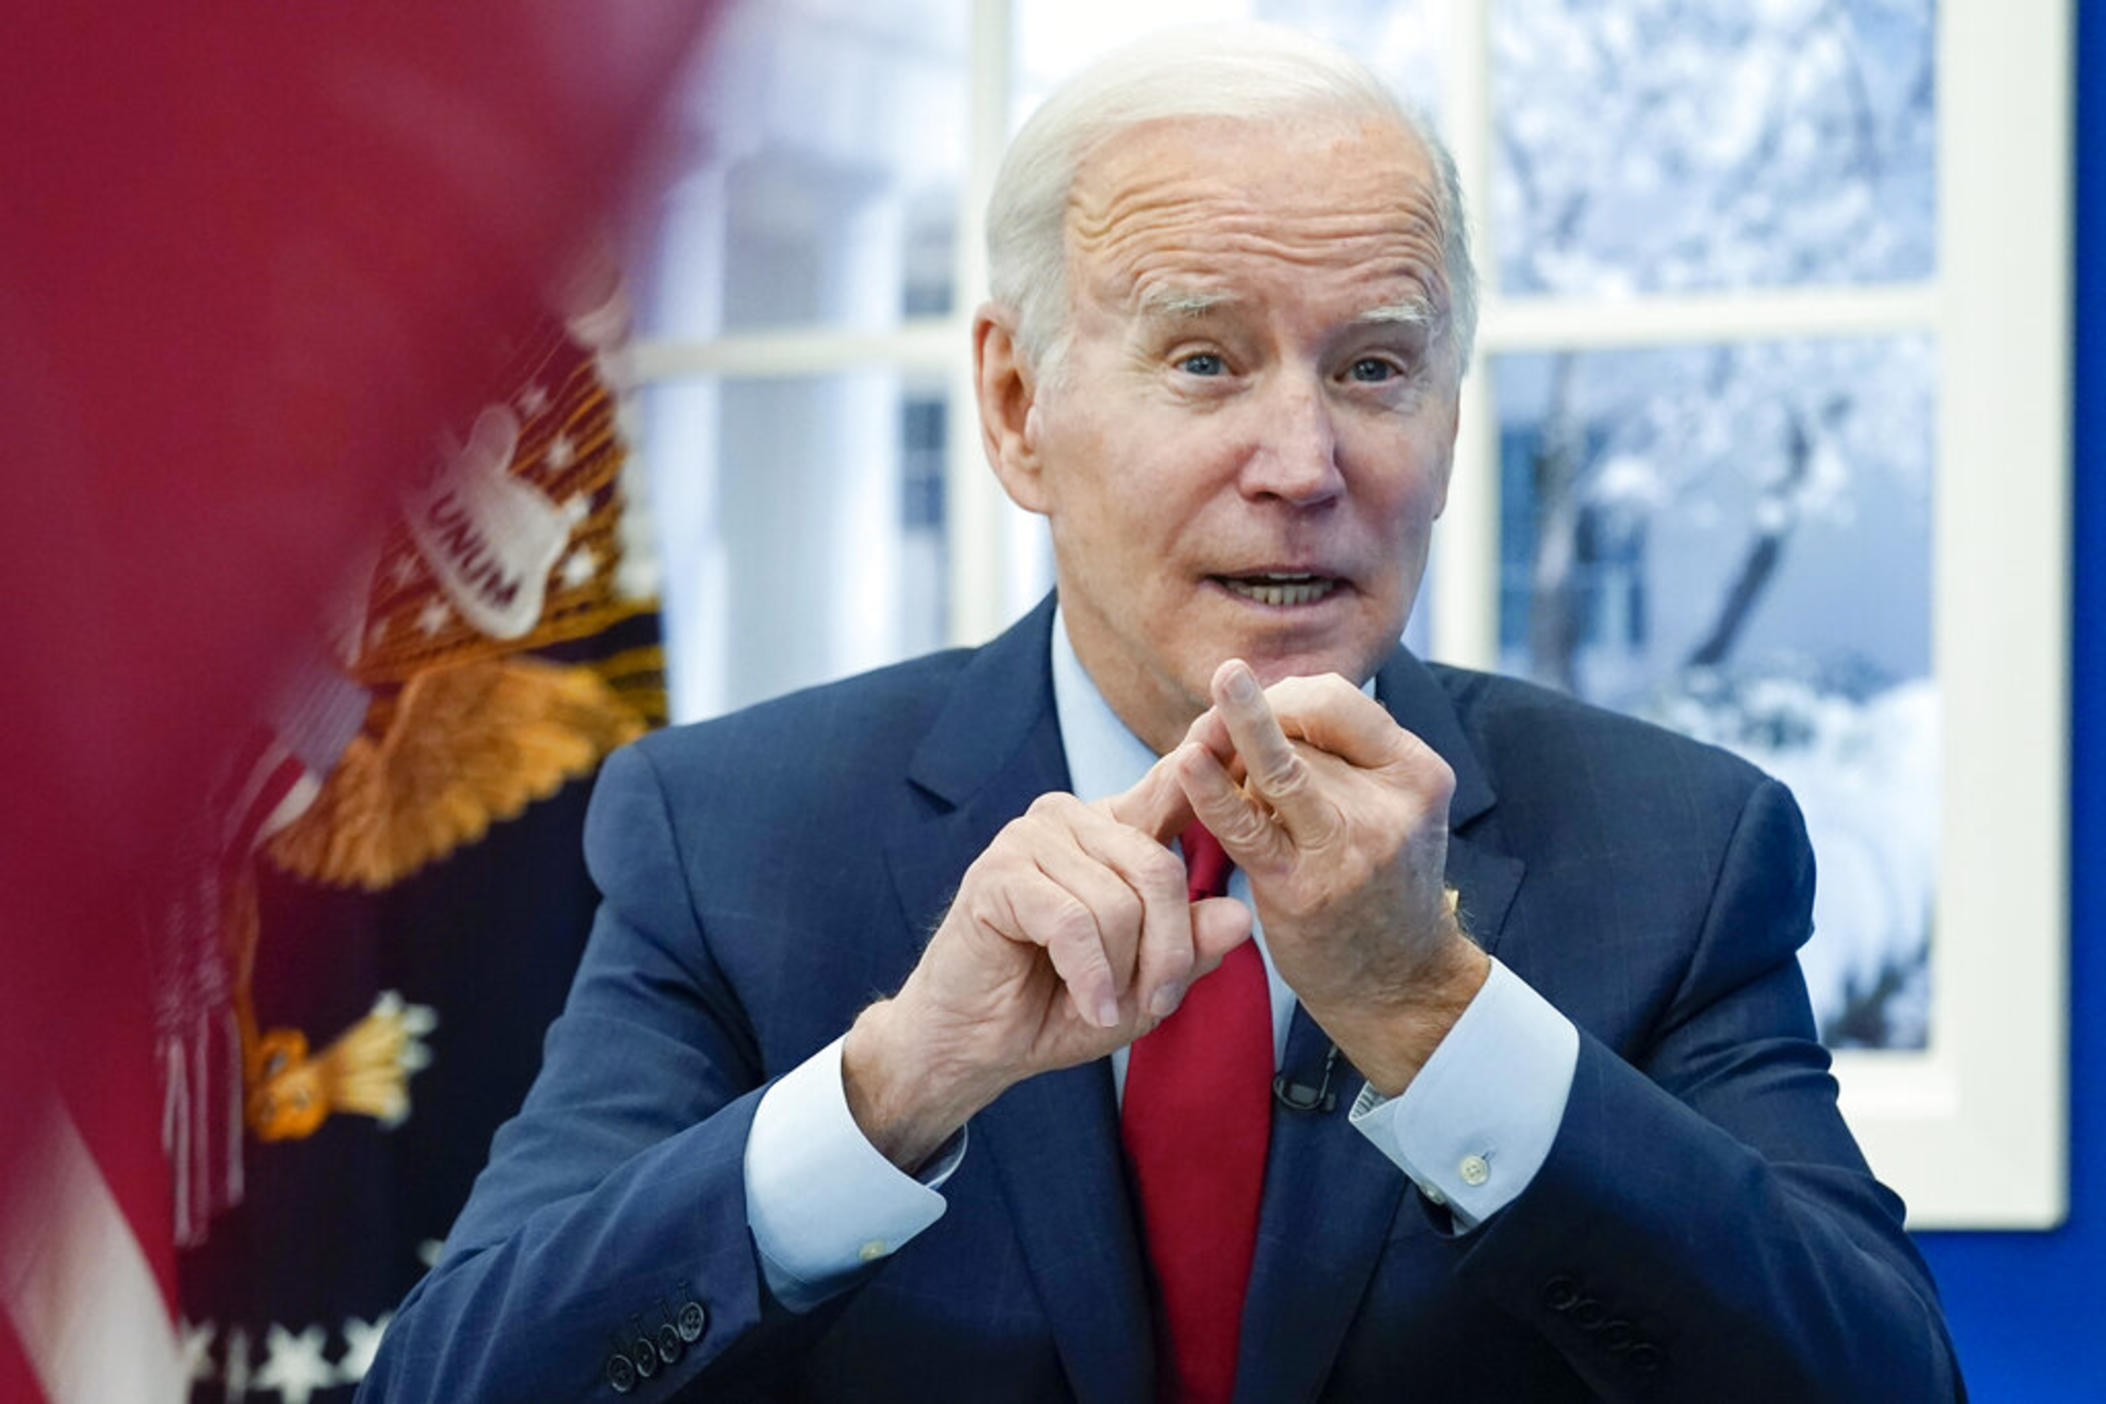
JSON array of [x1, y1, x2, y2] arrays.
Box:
[[362, 597, 1960, 1402]]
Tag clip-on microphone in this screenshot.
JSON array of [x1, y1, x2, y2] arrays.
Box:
[[1272, 1041, 1340, 1113]]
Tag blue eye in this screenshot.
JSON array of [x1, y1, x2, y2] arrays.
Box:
[[1177, 352, 1226, 377], [1349, 357, 1398, 383]]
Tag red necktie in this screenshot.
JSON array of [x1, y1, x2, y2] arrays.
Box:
[[1120, 822, 1272, 1404]]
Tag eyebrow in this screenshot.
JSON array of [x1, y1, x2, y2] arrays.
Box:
[[1356, 299, 1436, 328], [1134, 287, 1239, 320], [1133, 290, 1439, 327]]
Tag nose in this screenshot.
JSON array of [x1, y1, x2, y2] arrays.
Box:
[[1239, 371, 1343, 507]]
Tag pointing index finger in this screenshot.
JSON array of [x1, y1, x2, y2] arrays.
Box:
[[1211, 658, 1339, 846]]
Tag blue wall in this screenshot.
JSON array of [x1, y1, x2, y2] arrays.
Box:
[[1911, 7, 2104, 1397]]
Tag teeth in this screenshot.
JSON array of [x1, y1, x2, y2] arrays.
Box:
[[1221, 576, 1337, 606]]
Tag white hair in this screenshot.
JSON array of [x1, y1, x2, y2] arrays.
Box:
[[986, 23, 1477, 380]]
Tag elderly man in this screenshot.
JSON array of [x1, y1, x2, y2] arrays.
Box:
[[363, 26, 1959, 1404]]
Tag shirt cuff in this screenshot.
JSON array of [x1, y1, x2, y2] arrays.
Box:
[[1347, 958, 1577, 1231], [743, 1035, 963, 1311]]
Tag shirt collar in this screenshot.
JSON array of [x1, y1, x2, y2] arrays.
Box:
[[1049, 605, 1379, 806], [1050, 606, 1162, 804]]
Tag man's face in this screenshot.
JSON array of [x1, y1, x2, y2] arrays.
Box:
[[1002, 114, 1462, 753]]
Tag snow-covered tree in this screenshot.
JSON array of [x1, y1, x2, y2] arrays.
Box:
[[1495, 0, 1934, 298], [1491, 0, 1939, 1046]]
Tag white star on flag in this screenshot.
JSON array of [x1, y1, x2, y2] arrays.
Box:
[[336, 1314, 393, 1384], [559, 547, 598, 590], [417, 598, 451, 636], [545, 433, 576, 470], [255, 1324, 333, 1404], [180, 1319, 217, 1382]]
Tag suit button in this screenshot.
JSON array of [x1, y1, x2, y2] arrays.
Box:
[[605, 1353, 637, 1394], [655, 1322, 684, 1365], [676, 1299, 708, 1343], [1542, 1277, 1580, 1312], [1570, 1297, 1605, 1328], [629, 1337, 659, 1379], [1627, 1343, 1663, 1374]]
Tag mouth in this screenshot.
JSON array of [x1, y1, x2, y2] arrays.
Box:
[[1209, 571, 1346, 607]]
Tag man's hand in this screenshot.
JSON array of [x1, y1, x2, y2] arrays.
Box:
[[843, 755, 1252, 1171], [1170, 659, 1489, 1098]]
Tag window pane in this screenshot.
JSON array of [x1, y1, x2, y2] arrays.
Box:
[[1493, 0, 1936, 296], [1495, 338, 1936, 1050], [1012, 0, 1452, 131], [644, 374, 949, 721], [642, 0, 970, 339]]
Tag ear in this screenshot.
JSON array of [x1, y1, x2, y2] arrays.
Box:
[[974, 305, 1050, 515]]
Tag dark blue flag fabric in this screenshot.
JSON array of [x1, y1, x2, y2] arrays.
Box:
[[176, 296, 669, 1401]]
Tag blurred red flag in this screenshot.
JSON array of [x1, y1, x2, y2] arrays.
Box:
[[0, 6, 716, 1399]]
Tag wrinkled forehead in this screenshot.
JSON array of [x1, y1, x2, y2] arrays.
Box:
[[1062, 114, 1451, 322]]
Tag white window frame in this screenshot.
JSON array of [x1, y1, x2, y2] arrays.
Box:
[[633, 0, 2072, 1228]]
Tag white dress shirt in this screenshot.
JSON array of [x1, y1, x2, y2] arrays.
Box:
[[743, 614, 1579, 1310]]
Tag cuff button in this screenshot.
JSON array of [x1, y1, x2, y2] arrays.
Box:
[[1458, 1153, 1491, 1187], [655, 1322, 683, 1365], [605, 1353, 637, 1395], [1542, 1277, 1580, 1312], [629, 1338, 659, 1379], [676, 1300, 707, 1343]]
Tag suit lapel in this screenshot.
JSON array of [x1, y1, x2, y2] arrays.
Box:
[[1235, 1002, 1405, 1404], [1373, 648, 1525, 958], [976, 1065, 1156, 1404], [1234, 647, 1525, 1403], [883, 598, 1156, 1404]]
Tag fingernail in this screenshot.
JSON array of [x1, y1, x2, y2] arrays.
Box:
[[1148, 982, 1185, 1019], [1225, 665, 1258, 702], [1095, 994, 1122, 1029]]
